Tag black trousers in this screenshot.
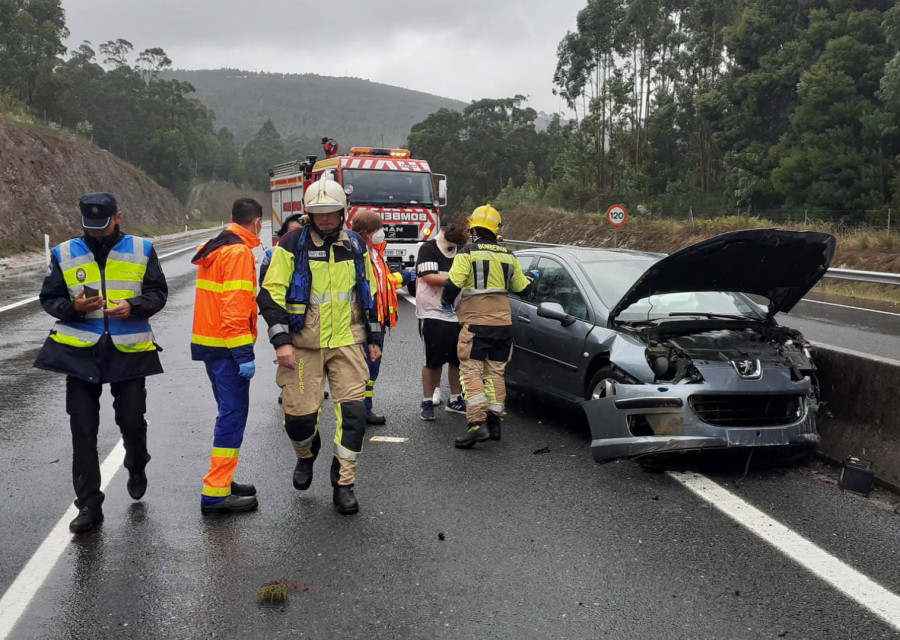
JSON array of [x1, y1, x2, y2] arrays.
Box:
[[66, 376, 150, 511]]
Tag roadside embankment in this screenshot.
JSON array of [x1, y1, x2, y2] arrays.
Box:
[[502, 208, 900, 279], [814, 345, 900, 489], [0, 119, 188, 255]]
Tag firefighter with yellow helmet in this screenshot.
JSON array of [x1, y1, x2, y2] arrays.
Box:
[[441, 204, 536, 448], [258, 174, 381, 514]]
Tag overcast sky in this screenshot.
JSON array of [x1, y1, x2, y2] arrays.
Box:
[[61, 0, 587, 115]]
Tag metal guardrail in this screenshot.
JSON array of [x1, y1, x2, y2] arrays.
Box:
[[503, 238, 900, 287]]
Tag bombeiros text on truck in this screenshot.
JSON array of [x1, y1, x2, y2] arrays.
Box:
[[268, 137, 448, 270]]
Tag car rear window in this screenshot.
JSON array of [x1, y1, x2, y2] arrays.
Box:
[[579, 260, 655, 307]]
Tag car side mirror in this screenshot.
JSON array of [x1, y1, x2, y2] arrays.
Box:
[[537, 302, 576, 327]]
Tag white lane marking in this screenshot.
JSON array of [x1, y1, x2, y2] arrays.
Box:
[[801, 298, 900, 317], [0, 244, 195, 316], [157, 245, 196, 260], [369, 436, 409, 443], [0, 440, 125, 640], [0, 297, 39, 313], [670, 471, 900, 632]]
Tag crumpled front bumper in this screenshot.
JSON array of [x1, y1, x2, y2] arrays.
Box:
[[580, 369, 819, 463]]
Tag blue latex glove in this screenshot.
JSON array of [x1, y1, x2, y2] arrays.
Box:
[[441, 304, 453, 314], [528, 269, 540, 280], [404, 269, 417, 284], [238, 361, 255, 380]]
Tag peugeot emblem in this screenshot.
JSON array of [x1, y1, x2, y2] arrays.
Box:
[[732, 358, 762, 379]]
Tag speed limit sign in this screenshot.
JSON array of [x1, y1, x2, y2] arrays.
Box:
[[606, 204, 628, 227]]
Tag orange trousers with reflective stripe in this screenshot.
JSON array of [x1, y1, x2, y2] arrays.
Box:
[[200, 358, 251, 505]]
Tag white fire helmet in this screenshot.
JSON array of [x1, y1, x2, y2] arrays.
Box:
[[304, 173, 347, 214]]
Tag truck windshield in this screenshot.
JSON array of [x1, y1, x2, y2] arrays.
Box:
[[342, 169, 435, 206]]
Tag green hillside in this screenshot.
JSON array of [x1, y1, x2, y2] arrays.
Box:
[[164, 69, 468, 148]]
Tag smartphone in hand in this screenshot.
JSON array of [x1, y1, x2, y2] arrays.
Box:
[[83, 285, 100, 298]]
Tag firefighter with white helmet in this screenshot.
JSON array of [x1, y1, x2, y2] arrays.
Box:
[[441, 204, 536, 448], [258, 174, 381, 514]]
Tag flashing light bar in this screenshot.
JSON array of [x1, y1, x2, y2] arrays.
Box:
[[349, 147, 411, 159]]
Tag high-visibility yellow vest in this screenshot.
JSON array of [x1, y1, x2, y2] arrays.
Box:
[[50, 236, 157, 352]]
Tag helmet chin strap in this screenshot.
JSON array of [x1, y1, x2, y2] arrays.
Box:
[[311, 212, 344, 241]]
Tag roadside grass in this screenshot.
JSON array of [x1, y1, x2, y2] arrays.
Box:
[[510, 205, 897, 252], [814, 281, 900, 306]]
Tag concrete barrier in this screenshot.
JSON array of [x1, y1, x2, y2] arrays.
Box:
[[814, 343, 900, 489]]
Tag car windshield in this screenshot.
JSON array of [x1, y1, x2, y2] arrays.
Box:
[[579, 259, 764, 320], [342, 169, 435, 206]]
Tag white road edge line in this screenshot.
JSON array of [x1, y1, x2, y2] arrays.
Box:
[[0, 297, 39, 313], [669, 471, 900, 632], [801, 298, 900, 317], [0, 245, 195, 316], [0, 440, 125, 640]]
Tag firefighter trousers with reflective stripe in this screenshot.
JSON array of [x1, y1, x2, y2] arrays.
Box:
[[457, 324, 513, 424], [201, 358, 250, 505], [277, 344, 368, 486], [66, 376, 150, 511]]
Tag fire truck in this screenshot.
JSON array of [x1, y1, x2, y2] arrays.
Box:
[[268, 140, 447, 270]]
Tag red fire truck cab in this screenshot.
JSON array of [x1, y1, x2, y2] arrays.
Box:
[[269, 143, 447, 270]]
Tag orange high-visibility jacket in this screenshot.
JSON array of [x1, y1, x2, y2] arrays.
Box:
[[370, 241, 400, 329], [190, 223, 261, 363]]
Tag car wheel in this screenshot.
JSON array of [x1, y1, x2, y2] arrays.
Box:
[[586, 366, 628, 401]]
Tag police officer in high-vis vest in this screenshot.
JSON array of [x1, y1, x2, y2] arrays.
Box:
[[258, 174, 381, 515], [34, 193, 168, 533]]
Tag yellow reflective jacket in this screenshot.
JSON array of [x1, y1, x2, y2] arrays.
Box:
[[259, 227, 378, 350]]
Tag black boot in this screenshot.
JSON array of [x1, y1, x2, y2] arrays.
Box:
[[454, 423, 490, 449], [293, 457, 314, 490], [69, 506, 103, 533], [231, 481, 256, 496], [201, 494, 258, 515], [127, 469, 147, 500], [486, 412, 502, 441], [333, 485, 359, 515], [365, 410, 386, 425]]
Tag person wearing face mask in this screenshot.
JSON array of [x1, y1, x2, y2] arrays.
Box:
[[414, 217, 470, 420], [258, 174, 381, 515], [350, 210, 416, 425], [191, 198, 264, 514]]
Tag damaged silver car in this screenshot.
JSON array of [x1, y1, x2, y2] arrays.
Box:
[[506, 228, 836, 462]]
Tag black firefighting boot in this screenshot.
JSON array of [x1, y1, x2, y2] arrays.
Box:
[[333, 485, 359, 515], [293, 458, 314, 491], [486, 411, 502, 441], [454, 423, 490, 449]]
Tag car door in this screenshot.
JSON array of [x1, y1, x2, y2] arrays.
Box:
[[512, 257, 594, 401], [507, 254, 535, 386]]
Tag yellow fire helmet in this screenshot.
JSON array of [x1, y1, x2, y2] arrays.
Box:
[[304, 173, 347, 214], [469, 204, 502, 236]]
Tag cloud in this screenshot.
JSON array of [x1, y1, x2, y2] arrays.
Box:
[[62, 0, 583, 113]]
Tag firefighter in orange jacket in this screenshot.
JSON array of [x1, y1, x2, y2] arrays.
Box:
[[191, 198, 263, 514]]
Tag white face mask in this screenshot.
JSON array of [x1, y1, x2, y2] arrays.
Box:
[[371, 229, 386, 244]]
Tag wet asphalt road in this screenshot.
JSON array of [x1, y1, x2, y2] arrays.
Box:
[[0, 240, 899, 638]]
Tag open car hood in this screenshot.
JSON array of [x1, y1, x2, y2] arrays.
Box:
[[608, 229, 836, 323]]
